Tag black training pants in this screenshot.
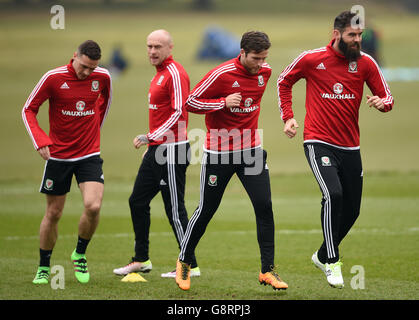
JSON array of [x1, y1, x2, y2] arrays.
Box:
[[129, 142, 197, 268], [304, 143, 363, 263], [179, 148, 276, 273]]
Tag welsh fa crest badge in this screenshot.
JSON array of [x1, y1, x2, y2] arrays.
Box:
[[91, 80, 99, 91], [208, 175, 217, 186], [348, 61, 358, 73], [45, 179, 54, 190], [321, 156, 331, 167]]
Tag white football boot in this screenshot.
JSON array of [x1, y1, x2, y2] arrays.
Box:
[[325, 261, 344, 288], [161, 266, 201, 278], [312, 251, 344, 288], [113, 259, 152, 275]]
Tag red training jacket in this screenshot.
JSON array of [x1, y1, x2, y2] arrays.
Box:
[[186, 55, 271, 152], [147, 56, 189, 146], [277, 40, 393, 149], [22, 60, 112, 160]]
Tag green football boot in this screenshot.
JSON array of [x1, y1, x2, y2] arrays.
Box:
[[71, 250, 90, 284], [33, 266, 50, 284]]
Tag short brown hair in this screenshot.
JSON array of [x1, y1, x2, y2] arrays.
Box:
[[240, 31, 271, 54], [77, 40, 101, 60]]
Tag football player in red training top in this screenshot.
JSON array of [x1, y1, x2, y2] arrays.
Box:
[[176, 31, 288, 291], [113, 30, 200, 279], [22, 40, 112, 284], [277, 11, 393, 288]]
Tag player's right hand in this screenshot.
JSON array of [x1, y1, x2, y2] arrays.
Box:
[[38, 146, 50, 160], [225, 92, 242, 108], [133, 136, 142, 149], [133, 134, 149, 149], [284, 118, 299, 138]]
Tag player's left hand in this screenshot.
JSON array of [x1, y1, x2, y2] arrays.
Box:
[[366, 95, 385, 111]]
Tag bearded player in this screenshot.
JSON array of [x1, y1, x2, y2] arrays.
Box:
[[277, 11, 393, 288]]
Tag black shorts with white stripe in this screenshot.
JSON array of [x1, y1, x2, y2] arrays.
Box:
[[40, 155, 104, 195]]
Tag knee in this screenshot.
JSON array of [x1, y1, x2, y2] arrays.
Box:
[[128, 194, 136, 208], [45, 206, 63, 223], [327, 189, 343, 204], [84, 199, 102, 215], [129, 197, 150, 219], [253, 199, 273, 216], [129, 194, 149, 211]]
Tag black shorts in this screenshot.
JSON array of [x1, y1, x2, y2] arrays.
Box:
[[40, 155, 104, 195]]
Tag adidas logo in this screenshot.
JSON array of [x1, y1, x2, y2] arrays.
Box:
[[60, 82, 70, 89], [160, 179, 167, 186], [316, 63, 326, 70], [232, 81, 240, 87]]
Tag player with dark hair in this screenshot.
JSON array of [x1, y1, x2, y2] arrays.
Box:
[[113, 30, 200, 279], [22, 40, 112, 284], [78, 40, 102, 61], [277, 11, 393, 288], [175, 31, 288, 291]]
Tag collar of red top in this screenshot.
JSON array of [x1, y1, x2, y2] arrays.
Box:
[[67, 59, 77, 77], [327, 39, 346, 59], [234, 54, 259, 76], [156, 55, 174, 71]]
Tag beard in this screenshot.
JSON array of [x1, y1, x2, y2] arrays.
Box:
[[338, 38, 361, 62]]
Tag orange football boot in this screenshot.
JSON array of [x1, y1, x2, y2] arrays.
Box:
[[176, 259, 191, 291], [259, 268, 288, 290]]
